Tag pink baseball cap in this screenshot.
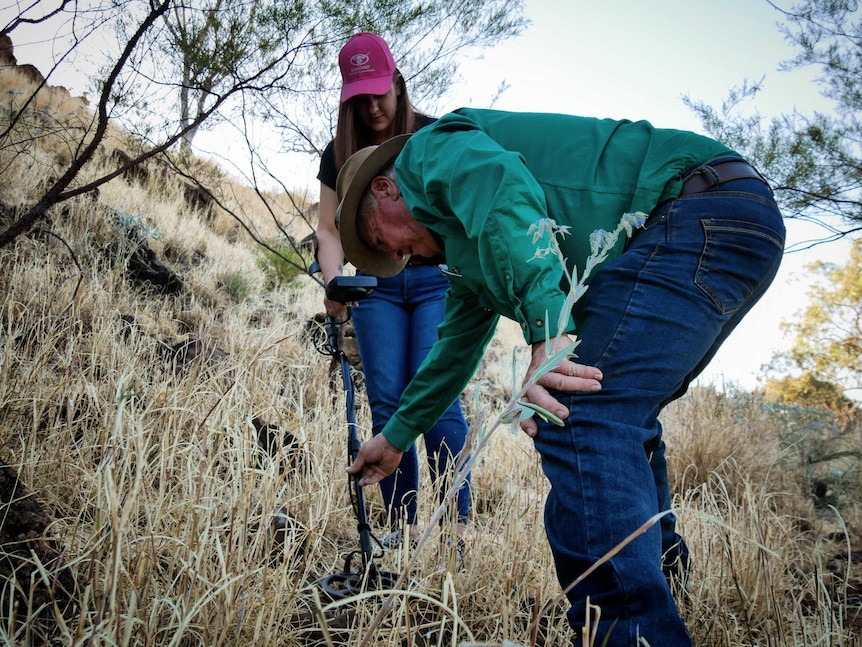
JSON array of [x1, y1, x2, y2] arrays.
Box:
[[338, 32, 397, 103]]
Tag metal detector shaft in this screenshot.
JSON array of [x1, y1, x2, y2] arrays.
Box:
[[316, 274, 403, 600], [323, 275, 378, 573], [326, 315, 375, 569]]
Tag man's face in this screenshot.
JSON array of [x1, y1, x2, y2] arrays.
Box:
[[360, 177, 441, 261]]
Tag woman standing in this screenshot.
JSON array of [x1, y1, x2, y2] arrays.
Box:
[[316, 32, 470, 547]]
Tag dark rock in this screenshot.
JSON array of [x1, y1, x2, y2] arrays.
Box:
[[162, 337, 228, 366], [182, 182, 214, 216], [252, 416, 302, 473], [111, 148, 150, 184], [297, 232, 318, 257], [126, 240, 183, 293], [15, 62, 44, 85], [0, 33, 15, 66], [0, 465, 76, 627]]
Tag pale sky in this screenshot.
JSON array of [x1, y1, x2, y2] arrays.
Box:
[[4, 0, 853, 391]]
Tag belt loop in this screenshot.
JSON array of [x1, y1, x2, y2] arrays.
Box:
[[689, 163, 721, 189], [678, 157, 770, 198]]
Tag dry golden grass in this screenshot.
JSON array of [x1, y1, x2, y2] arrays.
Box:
[[1, 69, 861, 647]]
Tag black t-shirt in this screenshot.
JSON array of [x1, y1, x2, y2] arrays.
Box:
[[317, 113, 436, 191]]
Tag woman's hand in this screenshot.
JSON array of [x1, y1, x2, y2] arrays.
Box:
[[323, 295, 348, 319], [346, 433, 404, 486], [519, 335, 603, 437]]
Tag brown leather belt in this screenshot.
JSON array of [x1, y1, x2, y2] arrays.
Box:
[[679, 159, 768, 197]]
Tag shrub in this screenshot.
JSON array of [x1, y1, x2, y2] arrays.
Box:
[[256, 242, 310, 290]]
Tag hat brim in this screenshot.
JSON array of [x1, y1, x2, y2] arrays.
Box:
[[340, 75, 394, 102], [336, 134, 412, 278]]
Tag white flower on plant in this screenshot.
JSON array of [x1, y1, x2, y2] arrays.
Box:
[[517, 210, 644, 429], [528, 218, 570, 263], [589, 229, 613, 257], [622, 211, 649, 234]]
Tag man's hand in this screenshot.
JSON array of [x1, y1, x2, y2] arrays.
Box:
[[346, 433, 404, 486], [519, 334, 603, 438]]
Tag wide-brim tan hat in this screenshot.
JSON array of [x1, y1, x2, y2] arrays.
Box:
[[335, 134, 411, 277]]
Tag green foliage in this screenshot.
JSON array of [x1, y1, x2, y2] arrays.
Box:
[[217, 271, 253, 302], [102, 0, 528, 154], [760, 395, 862, 512], [768, 238, 862, 394], [691, 0, 862, 407], [161, 0, 312, 149], [763, 373, 857, 414], [684, 0, 862, 235], [112, 210, 160, 241], [256, 242, 308, 290], [264, 0, 530, 152]]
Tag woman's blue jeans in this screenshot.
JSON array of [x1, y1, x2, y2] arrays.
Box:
[[352, 264, 471, 527], [532, 178, 785, 646]]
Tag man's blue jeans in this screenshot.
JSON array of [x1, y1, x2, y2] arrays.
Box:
[[532, 177, 785, 646], [352, 264, 471, 527]]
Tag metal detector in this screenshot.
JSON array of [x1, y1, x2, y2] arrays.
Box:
[[316, 275, 400, 600]]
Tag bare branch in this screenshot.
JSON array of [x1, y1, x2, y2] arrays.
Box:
[[0, 0, 171, 247]]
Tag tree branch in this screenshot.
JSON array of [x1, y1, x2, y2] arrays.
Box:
[[0, 0, 171, 248]]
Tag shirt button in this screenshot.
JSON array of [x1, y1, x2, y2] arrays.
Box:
[[505, 272, 511, 281], [536, 318, 544, 327]]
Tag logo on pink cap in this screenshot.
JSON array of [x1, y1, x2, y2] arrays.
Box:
[[339, 32, 397, 103]]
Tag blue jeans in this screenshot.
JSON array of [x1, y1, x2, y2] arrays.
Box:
[[533, 177, 785, 646], [351, 264, 471, 527]]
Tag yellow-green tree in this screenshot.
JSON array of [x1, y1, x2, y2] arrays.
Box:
[[762, 373, 856, 417], [767, 238, 862, 404]]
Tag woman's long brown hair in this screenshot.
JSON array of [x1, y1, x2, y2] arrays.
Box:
[[333, 70, 419, 170]]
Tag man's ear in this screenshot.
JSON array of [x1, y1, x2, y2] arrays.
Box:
[[370, 176, 399, 201]]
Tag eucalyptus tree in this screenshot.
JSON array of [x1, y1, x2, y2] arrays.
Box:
[[764, 238, 862, 405]]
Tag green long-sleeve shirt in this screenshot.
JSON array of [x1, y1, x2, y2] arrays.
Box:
[[382, 108, 734, 451]]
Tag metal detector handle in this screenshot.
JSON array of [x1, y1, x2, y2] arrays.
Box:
[[323, 275, 377, 354], [349, 429, 375, 564], [325, 275, 377, 304], [325, 316, 340, 355]]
